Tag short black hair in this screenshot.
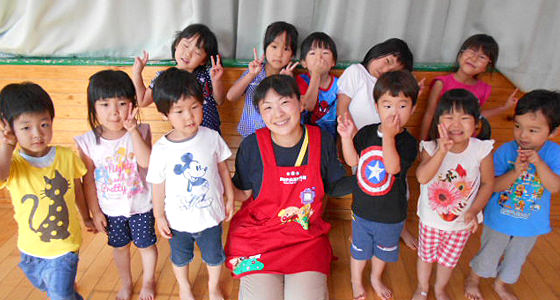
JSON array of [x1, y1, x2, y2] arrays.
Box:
[[171, 24, 218, 63], [153, 67, 204, 116], [457, 34, 499, 70], [300, 32, 337, 62], [0, 82, 55, 128], [362, 38, 413, 71], [253, 74, 300, 111], [515, 89, 560, 132], [430, 89, 480, 140], [264, 21, 298, 55], [87, 70, 137, 132], [373, 70, 419, 105]]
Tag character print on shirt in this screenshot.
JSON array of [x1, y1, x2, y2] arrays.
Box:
[[311, 100, 331, 123], [497, 163, 544, 219], [428, 164, 475, 222], [277, 187, 316, 230], [174, 153, 212, 210], [230, 254, 264, 275], [21, 170, 71, 242], [94, 147, 145, 199], [357, 146, 395, 196]]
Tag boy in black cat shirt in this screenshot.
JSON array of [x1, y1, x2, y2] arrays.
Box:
[[0, 83, 93, 300]]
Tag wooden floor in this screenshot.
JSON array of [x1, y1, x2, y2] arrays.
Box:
[[0, 207, 558, 300]]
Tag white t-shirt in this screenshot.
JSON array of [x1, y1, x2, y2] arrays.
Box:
[[146, 127, 232, 233], [74, 124, 152, 217], [417, 138, 494, 231], [337, 63, 379, 130]]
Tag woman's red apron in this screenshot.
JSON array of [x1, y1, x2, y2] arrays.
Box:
[[225, 125, 333, 278]]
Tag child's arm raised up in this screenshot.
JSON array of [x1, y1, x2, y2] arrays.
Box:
[[463, 153, 495, 233], [301, 58, 330, 111], [0, 120, 16, 181], [210, 55, 226, 105], [381, 114, 402, 174], [132, 51, 154, 107], [419, 80, 443, 141], [123, 104, 151, 168], [337, 113, 359, 167], [152, 182, 172, 239], [481, 89, 519, 119], [77, 148, 107, 234], [218, 160, 234, 221], [226, 48, 264, 102], [416, 123, 453, 184]]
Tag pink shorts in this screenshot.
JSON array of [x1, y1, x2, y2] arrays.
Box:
[[417, 222, 471, 268]]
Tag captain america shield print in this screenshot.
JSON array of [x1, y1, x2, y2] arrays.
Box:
[[357, 146, 395, 196]]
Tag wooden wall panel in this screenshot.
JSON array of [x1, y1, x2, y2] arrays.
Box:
[[0, 65, 558, 227]]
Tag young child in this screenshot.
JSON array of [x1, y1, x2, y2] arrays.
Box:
[[74, 70, 157, 300], [337, 70, 419, 300], [412, 89, 495, 300], [297, 32, 338, 137], [225, 74, 353, 300], [132, 23, 225, 133], [0, 83, 93, 300], [226, 21, 299, 137], [419, 34, 518, 141], [465, 90, 560, 300], [147, 67, 234, 300], [337, 38, 414, 130]]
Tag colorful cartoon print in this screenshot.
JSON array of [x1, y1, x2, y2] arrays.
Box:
[[497, 164, 544, 219], [173, 152, 212, 210], [230, 255, 264, 275], [94, 147, 145, 199], [428, 164, 474, 222], [357, 146, 394, 196]]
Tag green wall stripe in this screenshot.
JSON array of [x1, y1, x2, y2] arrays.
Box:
[[0, 56, 471, 72]]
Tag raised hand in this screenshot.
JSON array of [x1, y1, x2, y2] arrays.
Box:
[[248, 48, 264, 76], [0, 119, 16, 147], [437, 123, 454, 153], [210, 54, 224, 81], [337, 112, 357, 139], [123, 103, 139, 132], [279, 61, 299, 77], [132, 50, 149, 77], [381, 114, 401, 138], [307, 56, 330, 76], [504, 88, 519, 109], [518, 149, 541, 165], [417, 77, 426, 96]]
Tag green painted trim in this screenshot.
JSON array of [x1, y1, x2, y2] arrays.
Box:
[[0, 56, 480, 72]]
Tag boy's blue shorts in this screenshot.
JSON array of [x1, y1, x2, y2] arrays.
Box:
[[19, 251, 83, 300], [169, 223, 226, 267], [351, 215, 404, 262], [105, 209, 157, 248]]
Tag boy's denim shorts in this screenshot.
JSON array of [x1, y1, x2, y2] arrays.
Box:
[[169, 223, 226, 267], [351, 215, 404, 262], [105, 210, 157, 248], [19, 251, 83, 300]]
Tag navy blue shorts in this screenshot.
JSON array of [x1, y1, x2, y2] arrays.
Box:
[[169, 223, 225, 267], [351, 215, 404, 262], [105, 210, 157, 248]]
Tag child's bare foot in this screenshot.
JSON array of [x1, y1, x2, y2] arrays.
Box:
[[139, 279, 155, 300], [401, 229, 418, 250], [351, 279, 366, 300], [371, 278, 393, 300], [411, 287, 428, 300], [464, 273, 484, 300], [494, 280, 518, 300], [179, 287, 196, 300], [434, 288, 450, 300], [116, 283, 132, 300]]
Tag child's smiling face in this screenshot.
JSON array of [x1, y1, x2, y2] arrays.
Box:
[[458, 47, 490, 77], [514, 110, 556, 150], [438, 108, 476, 146], [174, 35, 208, 72], [367, 54, 402, 78]]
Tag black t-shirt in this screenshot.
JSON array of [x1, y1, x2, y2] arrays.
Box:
[[233, 126, 354, 198], [352, 123, 418, 223]]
